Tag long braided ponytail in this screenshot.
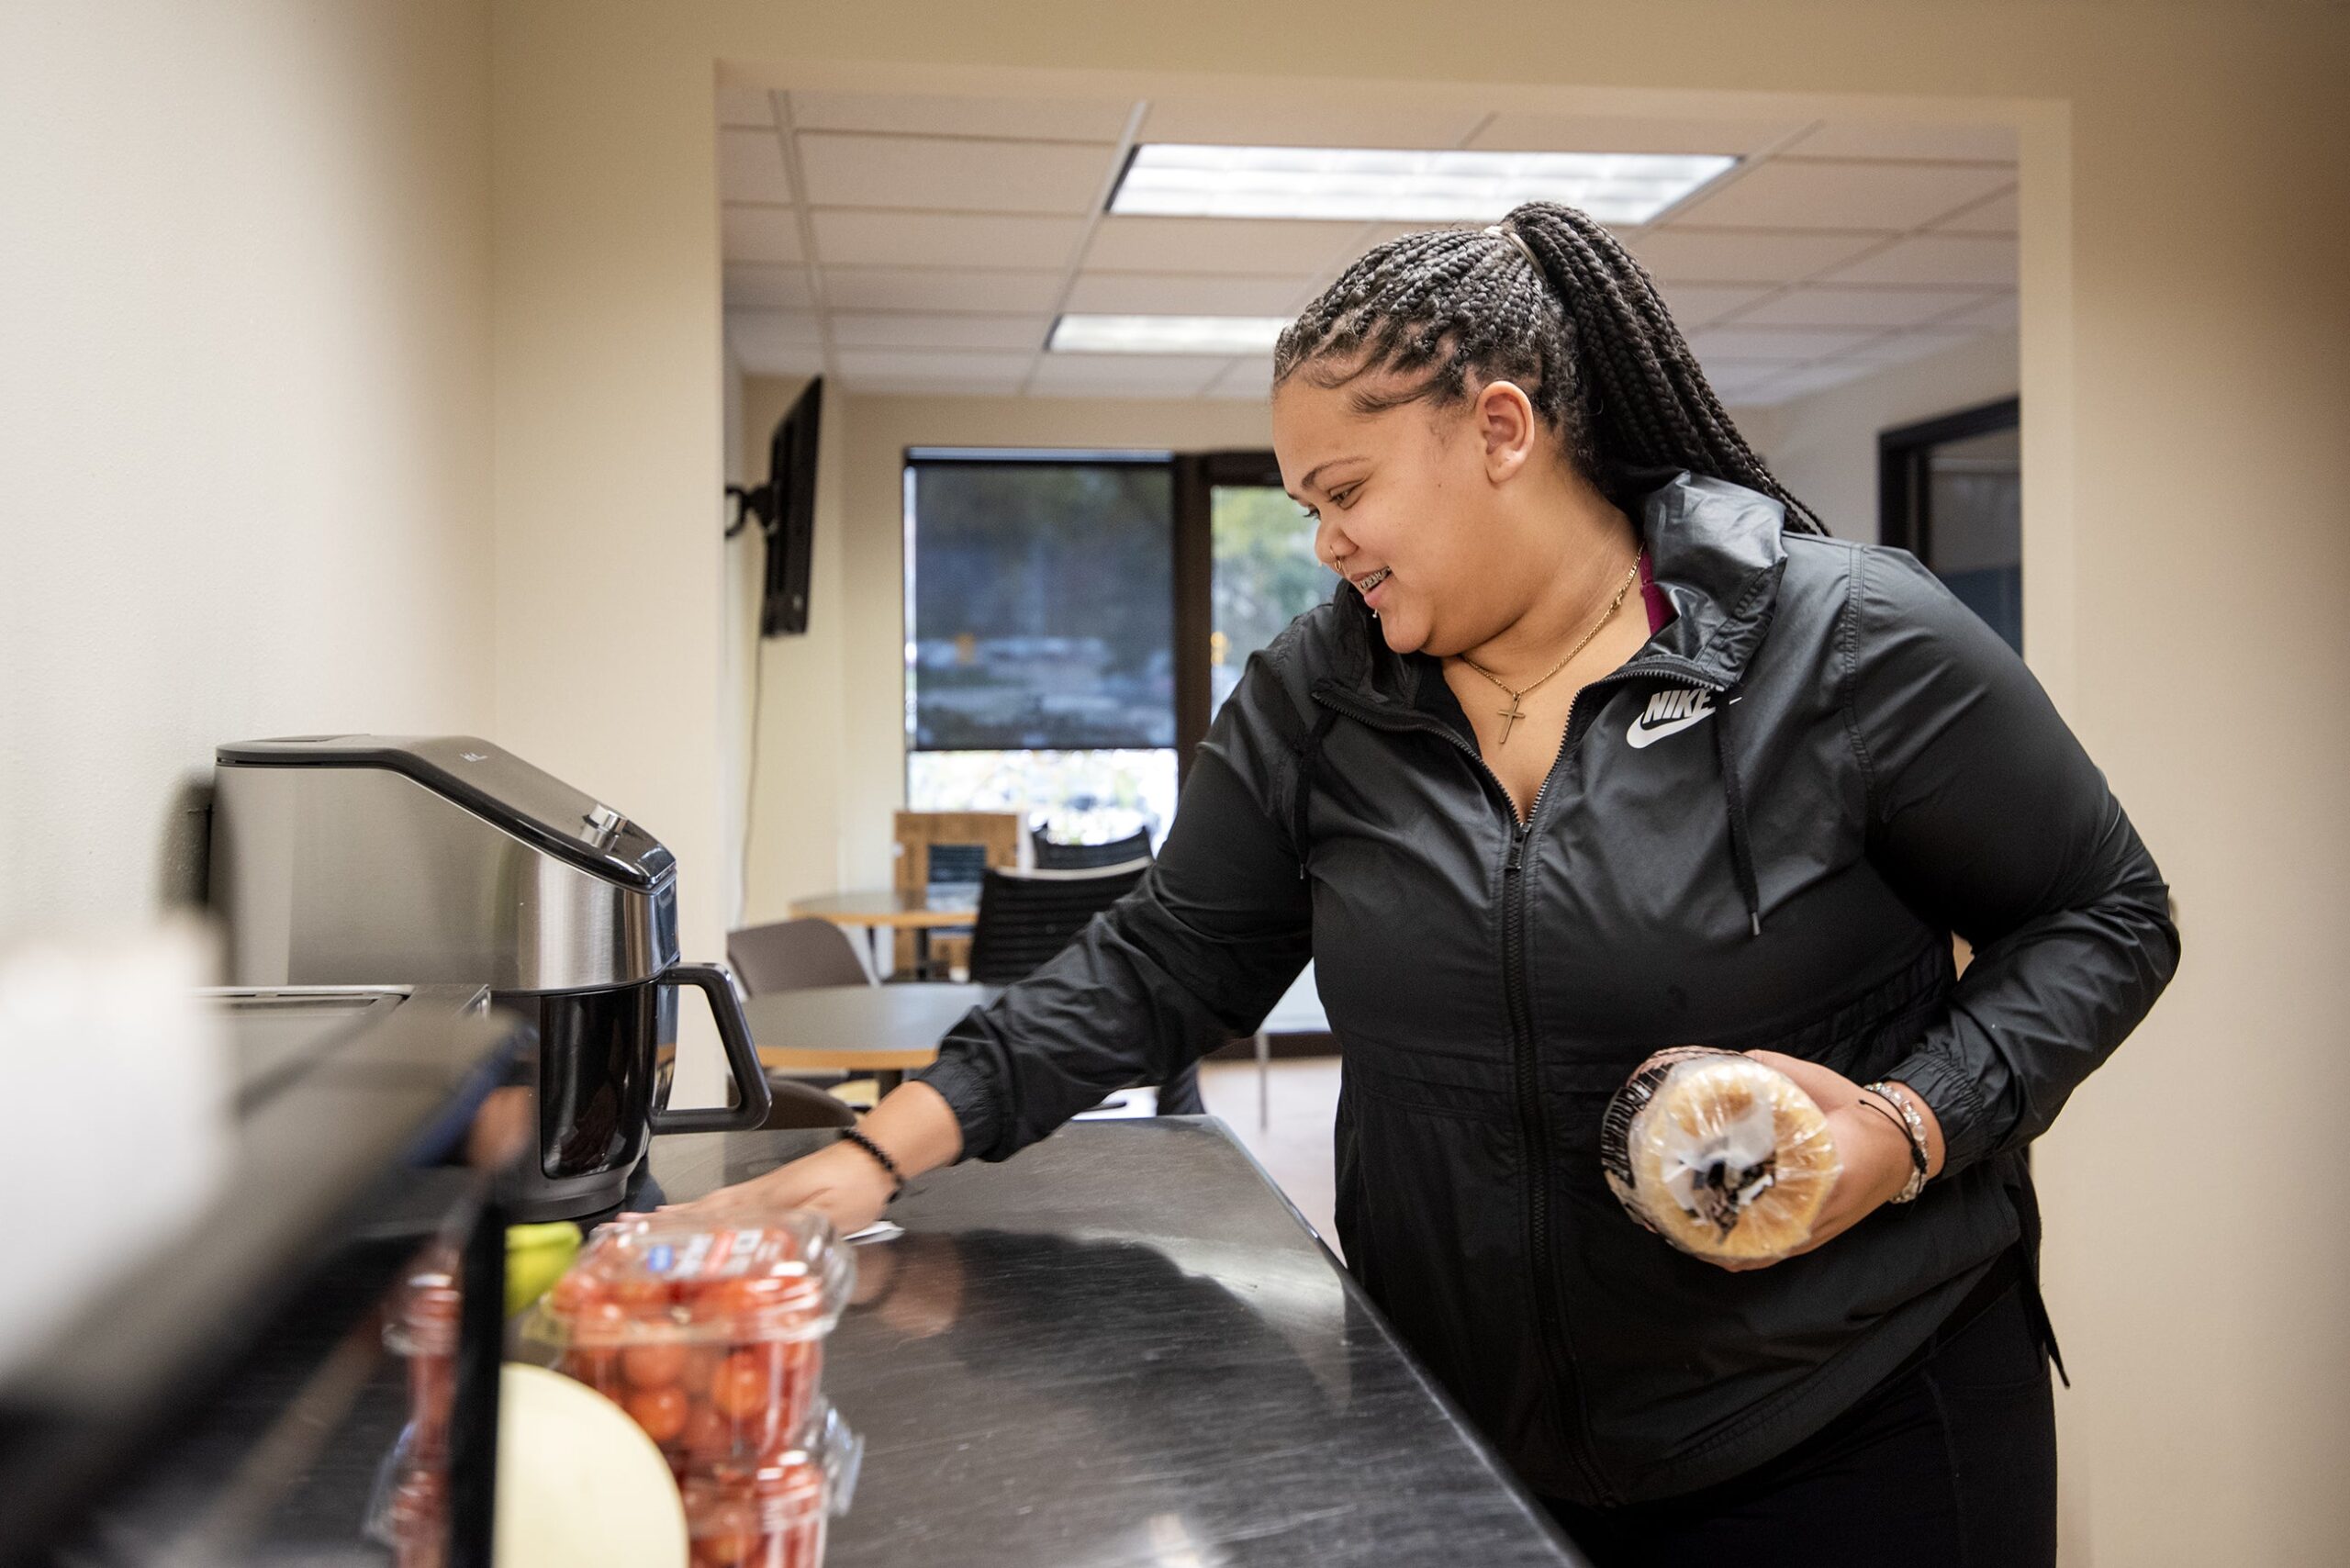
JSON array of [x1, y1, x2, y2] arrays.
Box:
[[1272, 201, 1823, 534]]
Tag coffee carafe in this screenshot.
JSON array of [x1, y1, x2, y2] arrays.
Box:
[[208, 735, 772, 1218]]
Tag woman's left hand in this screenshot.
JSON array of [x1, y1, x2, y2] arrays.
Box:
[[1704, 1051, 1944, 1272]]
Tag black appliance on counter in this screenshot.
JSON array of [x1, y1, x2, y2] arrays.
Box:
[[207, 735, 772, 1220], [0, 985, 519, 1568]]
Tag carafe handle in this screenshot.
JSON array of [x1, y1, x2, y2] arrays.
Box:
[[650, 963, 774, 1135]]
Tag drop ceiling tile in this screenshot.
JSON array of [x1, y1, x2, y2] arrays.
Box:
[[1820, 234, 2016, 287], [821, 266, 1068, 314], [797, 133, 1117, 215], [1731, 285, 1992, 330], [1654, 282, 1778, 329], [1692, 325, 1882, 362], [812, 209, 1085, 270], [723, 263, 812, 311], [719, 128, 793, 205], [830, 312, 1048, 352], [722, 207, 803, 264], [1136, 99, 1487, 150], [1930, 292, 2020, 330], [1469, 111, 1809, 158], [725, 313, 824, 375], [1841, 328, 1983, 365], [1029, 353, 1230, 398], [789, 90, 1136, 143], [1934, 187, 2019, 235], [1759, 361, 1881, 398], [1626, 228, 1888, 284], [1668, 159, 2015, 232], [1782, 120, 2019, 163], [859, 377, 1032, 398], [1206, 357, 1275, 400], [835, 348, 1035, 384], [1064, 271, 1313, 316], [725, 309, 822, 345], [716, 85, 775, 129], [1085, 216, 1365, 275]]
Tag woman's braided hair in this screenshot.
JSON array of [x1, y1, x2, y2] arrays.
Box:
[[1272, 201, 1823, 533]]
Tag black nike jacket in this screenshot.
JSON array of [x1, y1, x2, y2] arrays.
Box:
[[913, 467, 2179, 1505]]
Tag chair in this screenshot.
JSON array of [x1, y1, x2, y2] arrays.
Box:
[[727, 917, 873, 993], [1031, 826, 1155, 870], [968, 859, 1185, 1117], [892, 811, 1022, 976], [725, 917, 873, 1113], [967, 860, 1151, 986]]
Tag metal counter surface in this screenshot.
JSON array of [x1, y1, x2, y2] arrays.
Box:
[[648, 1117, 1589, 1568]]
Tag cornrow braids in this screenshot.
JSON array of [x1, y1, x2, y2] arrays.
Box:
[[1272, 200, 1824, 534]]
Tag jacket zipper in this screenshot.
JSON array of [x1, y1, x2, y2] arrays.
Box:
[[1315, 660, 1733, 1503]]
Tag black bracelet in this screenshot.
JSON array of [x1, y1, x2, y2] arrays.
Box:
[[838, 1127, 906, 1201]]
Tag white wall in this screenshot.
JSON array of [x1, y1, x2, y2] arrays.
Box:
[[0, 0, 495, 935], [1739, 330, 2022, 545]]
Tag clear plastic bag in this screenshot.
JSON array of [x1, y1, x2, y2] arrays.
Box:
[[1599, 1048, 1841, 1263]]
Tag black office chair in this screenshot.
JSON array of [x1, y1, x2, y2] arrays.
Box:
[[727, 917, 873, 992], [1030, 827, 1155, 871], [967, 860, 1202, 1116], [967, 860, 1151, 984]]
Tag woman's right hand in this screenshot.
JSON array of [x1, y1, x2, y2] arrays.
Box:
[[658, 1139, 898, 1236], [654, 1081, 965, 1238]]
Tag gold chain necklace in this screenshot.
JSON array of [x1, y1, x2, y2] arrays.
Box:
[[1455, 559, 1641, 745]]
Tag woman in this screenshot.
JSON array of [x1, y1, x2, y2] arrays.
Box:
[[690, 204, 2178, 1565]]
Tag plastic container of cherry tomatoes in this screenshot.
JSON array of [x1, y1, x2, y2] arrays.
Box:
[[682, 1401, 862, 1568], [527, 1212, 854, 1471], [372, 1240, 463, 1567]]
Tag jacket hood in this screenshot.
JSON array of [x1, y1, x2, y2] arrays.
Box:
[[1326, 465, 1790, 704]]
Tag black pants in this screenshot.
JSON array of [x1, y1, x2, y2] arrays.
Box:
[[1544, 1277, 2057, 1568]]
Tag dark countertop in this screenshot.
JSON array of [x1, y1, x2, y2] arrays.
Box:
[[648, 1118, 1589, 1568]]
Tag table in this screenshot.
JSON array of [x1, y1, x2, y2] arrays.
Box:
[[789, 886, 981, 980], [646, 1119, 1589, 1568], [743, 981, 995, 1096]]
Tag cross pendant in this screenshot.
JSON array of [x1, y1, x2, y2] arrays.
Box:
[[1496, 695, 1525, 745]]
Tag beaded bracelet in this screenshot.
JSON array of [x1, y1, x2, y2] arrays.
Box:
[[838, 1127, 906, 1202], [1860, 1081, 1930, 1204]]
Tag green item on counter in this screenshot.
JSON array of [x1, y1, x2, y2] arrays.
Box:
[[505, 1221, 584, 1317]]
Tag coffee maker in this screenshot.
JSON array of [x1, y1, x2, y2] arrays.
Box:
[[208, 735, 771, 1219]]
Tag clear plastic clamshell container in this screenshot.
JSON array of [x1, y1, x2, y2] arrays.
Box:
[[682, 1400, 863, 1568], [526, 1212, 854, 1470]]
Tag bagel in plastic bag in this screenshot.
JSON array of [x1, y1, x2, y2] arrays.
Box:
[[1599, 1048, 1841, 1262]]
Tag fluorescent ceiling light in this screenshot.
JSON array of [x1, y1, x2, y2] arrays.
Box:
[[1050, 314, 1289, 355], [1110, 143, 1737, 225]]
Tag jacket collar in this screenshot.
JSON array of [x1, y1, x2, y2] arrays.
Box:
[[1327, 465, 1791, 707]]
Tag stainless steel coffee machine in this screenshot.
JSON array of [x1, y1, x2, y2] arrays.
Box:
[[208, 735, 771, 1219]]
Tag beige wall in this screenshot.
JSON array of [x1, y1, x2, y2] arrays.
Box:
[[1740, 330, 2023, 546], [0, 0, 495, 934]]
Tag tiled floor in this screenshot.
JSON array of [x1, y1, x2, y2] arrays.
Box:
[[1198, 1056, 1343, 1257]]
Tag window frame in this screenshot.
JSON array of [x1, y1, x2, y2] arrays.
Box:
[[1875, 396, 2020, 561]]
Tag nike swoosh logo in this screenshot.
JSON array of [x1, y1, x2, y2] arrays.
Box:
[[1625, 709, 1716, 749]]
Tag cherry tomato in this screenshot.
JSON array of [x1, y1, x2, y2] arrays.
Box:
[[574, 1299, 631, 1347], [548, 1271, 606, 1316], [679, 1346, 721, 1395], [708, 1352, 771, 1420], [624, 1384, 690, 1444], [622, 1341, 688, 1388], [681, 1400, 733, 1461], [697, 1278, 778, 1328], [694, 1530, 753, 1566], [612, 1276, 677, 1315]]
